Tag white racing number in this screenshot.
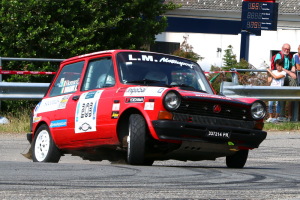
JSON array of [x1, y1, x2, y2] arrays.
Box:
[[81, 102, 93, 118], [75, 91, 103, 133]]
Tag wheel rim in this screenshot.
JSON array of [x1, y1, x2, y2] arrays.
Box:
[[34, 130, 50, 162], [127, 125, 131, 157]]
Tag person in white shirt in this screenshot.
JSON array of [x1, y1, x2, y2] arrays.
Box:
[[266, 59, 286, 123]]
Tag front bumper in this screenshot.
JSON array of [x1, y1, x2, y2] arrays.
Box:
[[152, 120, 267, 149]]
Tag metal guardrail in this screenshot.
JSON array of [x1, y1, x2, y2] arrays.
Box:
[[220, 68, 300, 101], [221, 81, 300, 101], [221, 69, 300, 121], [6, 81, 299, 101], [0, 82, 49, 100]]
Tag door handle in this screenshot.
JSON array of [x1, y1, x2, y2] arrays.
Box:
[[72, 95, 80, 101]]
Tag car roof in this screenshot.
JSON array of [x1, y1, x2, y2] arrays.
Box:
[[61, 49, 141, 64], [60, 49, 195, 65]]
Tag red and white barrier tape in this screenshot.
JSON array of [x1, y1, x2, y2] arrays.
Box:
[[0, 69, 56, 75]]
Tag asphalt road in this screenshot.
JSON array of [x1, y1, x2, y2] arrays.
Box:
[[0, 131, 299, 199]]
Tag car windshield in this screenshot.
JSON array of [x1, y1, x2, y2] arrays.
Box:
[[116, 52, 214, 93]]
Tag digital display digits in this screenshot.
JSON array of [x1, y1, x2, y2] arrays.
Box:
[[246, 21, 262, 29], [241, 1, 278, 32], [248, 3, 263, 10]]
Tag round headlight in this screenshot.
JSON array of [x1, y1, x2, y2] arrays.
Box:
[[163, 91, 181, 111], [251, 101, 266, 120]]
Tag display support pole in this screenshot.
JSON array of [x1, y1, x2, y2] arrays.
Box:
[[240, 30, 250, 61]]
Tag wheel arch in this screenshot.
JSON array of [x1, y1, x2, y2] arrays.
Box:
[[32, 121, 49, 138], [117, 108, 153, 146], [32, 120, 59, 147]]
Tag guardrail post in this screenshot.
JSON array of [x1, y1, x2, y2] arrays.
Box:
[[0, 57, 2, 81], [292, 102, 299, 121], [0, 57, 2, 110], [230, 68, 239, 85]]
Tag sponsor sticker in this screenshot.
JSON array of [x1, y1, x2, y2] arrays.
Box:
[[85, 91, 97, 99], [78, 122, 92, 131], [128, 54, 194, 68], [58, 95, 70, 109], [111, 111, 119, 119], [144, 102, 155, 110], [34, 94, 72, 114], [112, 103, 120, 111], [58, 78, 80, 94], [50, 119, 67, 128], [124, 87, 166, 97], [33, 116, 42, 123], [125, 97, 144, 103]]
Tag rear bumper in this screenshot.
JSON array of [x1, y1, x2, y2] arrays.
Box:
[[152, 120, 267, 149]]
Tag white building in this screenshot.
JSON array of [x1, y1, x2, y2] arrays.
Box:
[[155, 0, 300, 71]]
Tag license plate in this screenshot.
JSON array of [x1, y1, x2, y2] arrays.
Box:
[[206, 130, 231, 139]]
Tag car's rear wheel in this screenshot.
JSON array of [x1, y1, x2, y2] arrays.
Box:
[[127, 114, 153, 166], [32, 124, 61, 163], [226, 149, 249, 168]]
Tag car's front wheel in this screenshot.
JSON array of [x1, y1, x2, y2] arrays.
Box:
[[127, 114, 153, 166], [32, 124, 61, 163], [226, 149, 249, 168]]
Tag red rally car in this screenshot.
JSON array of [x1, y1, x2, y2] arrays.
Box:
[[27, 50, 267, 168]]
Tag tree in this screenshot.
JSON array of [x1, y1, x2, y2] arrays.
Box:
[[209, 45, 254, 93], [222, 45, 249, 70], [172, 35, 203, 62], [222, 45, 238, 70], [0, 0, 177, 70], [0, 0, 178, 112]]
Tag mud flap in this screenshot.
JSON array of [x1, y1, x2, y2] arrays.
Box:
[[21, 146, 32, 160]]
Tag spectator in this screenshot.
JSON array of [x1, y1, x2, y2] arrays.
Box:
[[273, 43, 297, 121], [293, 45, 300, 70], [266, 59, 286, 123]]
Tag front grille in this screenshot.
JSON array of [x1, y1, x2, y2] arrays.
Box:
[[173, 113, 255, 129], [176, 99, 252, 121]]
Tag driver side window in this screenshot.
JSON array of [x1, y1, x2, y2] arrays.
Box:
[[82, 57, 115, 91]]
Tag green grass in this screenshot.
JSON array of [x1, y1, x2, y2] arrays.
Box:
[[263, 121, 300, 131], [1, 111, 300, 134], [0, 112, 31, 134]]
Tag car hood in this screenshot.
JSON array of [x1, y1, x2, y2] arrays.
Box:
[[121, 86, 259, 105], [176, 89, 258, 105]]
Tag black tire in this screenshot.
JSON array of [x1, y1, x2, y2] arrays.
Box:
[[226, 149, 249, 168], [127, 114, 153, 165], [32, 124, 61, 163]]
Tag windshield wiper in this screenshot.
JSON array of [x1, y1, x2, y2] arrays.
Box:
[[126, 79, 163, 84]]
